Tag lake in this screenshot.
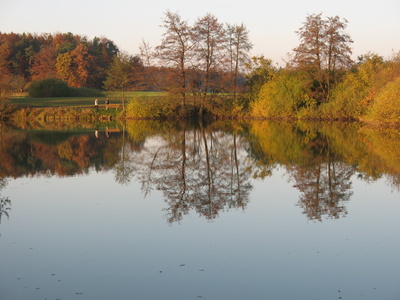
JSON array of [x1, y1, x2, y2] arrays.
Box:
[[0, 120, 399, 300]]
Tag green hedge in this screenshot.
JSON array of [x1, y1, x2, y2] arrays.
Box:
[[28, 78, 104, 98]]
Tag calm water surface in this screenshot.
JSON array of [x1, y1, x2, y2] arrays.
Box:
[[0, 121, 399, 300]]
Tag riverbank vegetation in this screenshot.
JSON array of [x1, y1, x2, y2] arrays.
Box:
[[0, 12, 399, 124], [1, 120, 399, 192]]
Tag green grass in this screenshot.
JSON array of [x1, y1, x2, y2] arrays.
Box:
[[10, 91, 167, 107], [11, 97, 100, 107], [107, 91, 167, 98]]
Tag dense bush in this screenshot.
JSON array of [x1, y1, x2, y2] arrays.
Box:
[[28, 78, 104, 98], [368, 77, 400, 122], [251, 71, 314, 118], [126, 96, 178, 119], [321, 72, 368, 120], [28, 78, 70, 97], [250, 52, 400, 122]]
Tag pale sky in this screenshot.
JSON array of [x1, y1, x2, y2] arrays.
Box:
[[1, 0, 399, 65]]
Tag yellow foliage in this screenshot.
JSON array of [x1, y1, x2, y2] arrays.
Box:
[[368, 76, 400, 122]]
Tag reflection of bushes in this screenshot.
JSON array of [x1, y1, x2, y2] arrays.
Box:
[[0, 126, 122, 177], [249, 121, 313, 165], [30, 132, 85, 146], [358, 126, 400, 177], [126, 120, 186, 144], [10, 107, 115, 130], [248, 120, 400, 185], [59, 158, 79, 175], [0, 97, 17, 119]]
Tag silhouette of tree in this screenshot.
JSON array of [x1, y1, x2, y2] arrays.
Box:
[[293, 13, 353, 102], [155, 11, 194, 113], [192, 13, 226, 114], [226, 23, 253, 100]]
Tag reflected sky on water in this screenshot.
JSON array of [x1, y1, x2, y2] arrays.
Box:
[[0, 121, 399, 300]]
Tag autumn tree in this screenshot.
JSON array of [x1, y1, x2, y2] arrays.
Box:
[[31, 44, 58, 81], [325, 16, 353, 84], [10, 33, 41, 81], [0, 42, 12, 94], [226, 23, 253, 100], [192, 13, 226, 113], [87, 37, 119, 89], [139, 40, 166, 91], [293, 13, 353, 102], [104, 52, 142, 110], [155, 11, 194, 112], [56, 43, 94, 87], [53, 32, 79, 54], [245, 55, 276, 101]]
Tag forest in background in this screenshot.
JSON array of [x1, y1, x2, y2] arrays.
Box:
[[0, 12, 399, 122]]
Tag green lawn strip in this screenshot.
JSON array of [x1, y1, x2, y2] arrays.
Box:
[[10, 91, 166, 107], [11, 97, 99, 107], [106, 91, 167, 98]]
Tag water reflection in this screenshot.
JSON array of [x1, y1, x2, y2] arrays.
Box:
[[288, 162, 353, 221], [0, 120, 399, 223], [0, 178, 11, 225], [125, 125, 252, 222]]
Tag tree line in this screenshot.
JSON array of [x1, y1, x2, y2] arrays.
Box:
[[0, 11, 252, 96], [0, 32, 118, 91], [249, 13, 400, 122], [1, 12, 399, 122]]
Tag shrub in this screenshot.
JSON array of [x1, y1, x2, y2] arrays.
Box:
[[322, 72, 368, 120], [126, 96, 178, 119], [28, 78, 104, 98], [28, 78, 70, 97], [251, 71, 312, 118], [368, 76, 400, 122]]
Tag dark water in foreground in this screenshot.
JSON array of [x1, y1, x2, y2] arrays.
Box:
[[0, 120, 399, 300]]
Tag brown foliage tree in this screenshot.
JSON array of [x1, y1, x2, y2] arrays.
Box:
[[0, 42, 13, 93], [56, 43, 94, 87], [155, 11, 195, 111], [293, 13, 353, 102], [31, 44, 58, 81]]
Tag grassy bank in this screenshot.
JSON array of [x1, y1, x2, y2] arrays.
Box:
[[10, 91, 166, 107]]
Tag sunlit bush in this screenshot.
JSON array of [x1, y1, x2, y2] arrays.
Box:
[[367, 76, 400, 122], [322, 72, 368, 119], [251, 72, 312, 118], [126, 96, 178, 119]]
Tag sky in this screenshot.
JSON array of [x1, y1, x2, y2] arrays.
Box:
[[1, 0, 399, 65]]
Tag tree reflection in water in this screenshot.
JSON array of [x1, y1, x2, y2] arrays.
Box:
[[289, 162, 354, 221], [125, 124, 253, 223], [0, 178, 11, 225], [0, 120, 399, 223]]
